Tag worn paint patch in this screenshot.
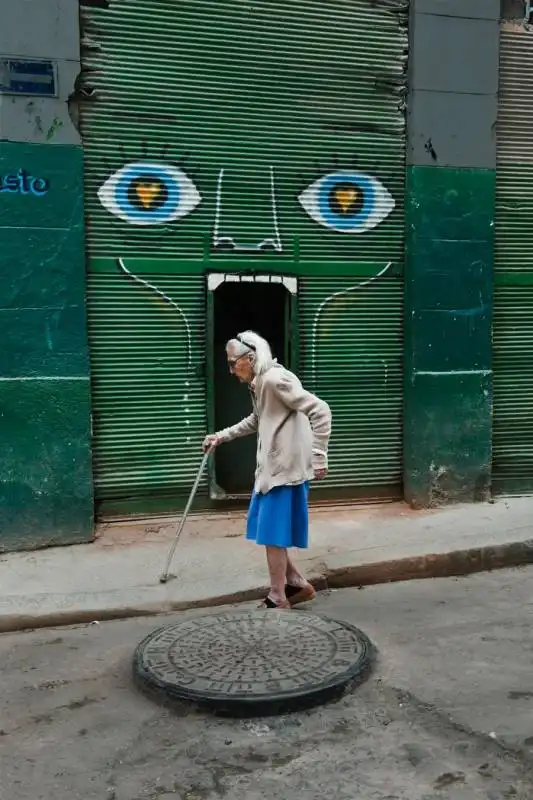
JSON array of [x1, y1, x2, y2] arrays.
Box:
[[46, 117, 64, 141], [0, 141, 93, 550], [404, 165, 494, 507]]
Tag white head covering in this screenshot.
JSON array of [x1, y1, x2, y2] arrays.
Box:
[[226, 330, 274, 375]]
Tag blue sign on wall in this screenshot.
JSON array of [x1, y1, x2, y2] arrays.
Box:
[[0, 59, 56, 97]]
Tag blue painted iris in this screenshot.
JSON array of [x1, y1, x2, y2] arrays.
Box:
[[98, 162, 201, 226], [298, 170, 394, 233]]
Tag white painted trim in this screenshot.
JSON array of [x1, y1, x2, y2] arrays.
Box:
[[207, 273, 225, 291], [206, 273, 297, 295], [284, 277, 297, 295]]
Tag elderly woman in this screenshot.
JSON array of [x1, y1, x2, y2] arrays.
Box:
[[203, 330, 332, 610]]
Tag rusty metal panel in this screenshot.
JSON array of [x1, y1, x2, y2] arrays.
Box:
[[496, 27, 533, 168]]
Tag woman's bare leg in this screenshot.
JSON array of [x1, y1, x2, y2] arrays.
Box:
[[285, 552, 316, 605], [285, 553, 308, 588], [266, 546, 288, 604]]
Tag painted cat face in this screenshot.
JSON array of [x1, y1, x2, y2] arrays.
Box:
[[83, 0, 407, 503], [84, 0, 406, 265]]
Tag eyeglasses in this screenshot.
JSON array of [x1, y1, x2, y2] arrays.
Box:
[[227, 353, 250, 369], [228, 336, 255, 370]]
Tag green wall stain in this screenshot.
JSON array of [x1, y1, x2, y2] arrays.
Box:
[[0, 141, 93, 551], [404, 165, 495, 506], [0, 380, 93, 552], [405, 371, 492, 506], [46, 117, 64, 142]]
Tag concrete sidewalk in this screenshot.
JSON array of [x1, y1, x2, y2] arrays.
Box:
[[0, 496, 532, 632]]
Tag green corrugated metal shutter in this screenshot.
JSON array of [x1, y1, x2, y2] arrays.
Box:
[[493, 26, 533, 494], [80, 0, 407, 511], [300, 273, 403, 498], [87, 273, 207, 514]]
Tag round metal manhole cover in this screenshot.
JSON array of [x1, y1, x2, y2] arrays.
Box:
[[133, 610, 373, 716]]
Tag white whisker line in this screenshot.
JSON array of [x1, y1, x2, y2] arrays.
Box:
[[213, 168, 224, 245], [269, 165, 282, 251], [311, 262, 394, 382], [117, 257, 192, 371]]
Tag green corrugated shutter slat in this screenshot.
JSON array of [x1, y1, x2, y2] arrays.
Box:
[[299, 275, 403, 494], [493, 28, 533, 494], [87, 274, 207, 501]]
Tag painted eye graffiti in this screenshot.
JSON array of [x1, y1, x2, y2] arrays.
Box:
[[298, 170, 394, 233], [97, 162, 201, 226]]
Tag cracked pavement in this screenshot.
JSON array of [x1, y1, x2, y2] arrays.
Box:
[[2, 567, 533, 799]]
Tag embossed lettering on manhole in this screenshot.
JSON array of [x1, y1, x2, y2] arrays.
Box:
[[134, 610, 372, 707]]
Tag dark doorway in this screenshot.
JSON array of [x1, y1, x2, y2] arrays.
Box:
[[212, 280, 288, 496]]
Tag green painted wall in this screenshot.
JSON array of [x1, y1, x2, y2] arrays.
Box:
[[404, 0, 499, 507], [404, 166, 494, 505], [0, 141, 93, 550]]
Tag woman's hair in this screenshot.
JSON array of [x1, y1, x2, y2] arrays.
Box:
[[226, 330, 273, 375]]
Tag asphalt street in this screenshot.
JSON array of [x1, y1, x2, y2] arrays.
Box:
[[2, 567, 533, 799]]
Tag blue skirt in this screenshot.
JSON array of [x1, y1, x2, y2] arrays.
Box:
[[246, 482, 309, 549]]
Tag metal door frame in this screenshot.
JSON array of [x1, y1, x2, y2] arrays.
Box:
[[206, 273, 298, 500]]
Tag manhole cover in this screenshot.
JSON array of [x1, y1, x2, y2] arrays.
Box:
[[133, 610, 373, 716]]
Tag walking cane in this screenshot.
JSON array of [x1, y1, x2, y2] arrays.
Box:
[[159, 449, 211, 584]]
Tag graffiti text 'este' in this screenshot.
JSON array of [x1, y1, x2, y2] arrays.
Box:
[[0, 169, 50, 196]]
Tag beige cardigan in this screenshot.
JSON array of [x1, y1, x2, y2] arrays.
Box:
[[216, 363, 332, 494]]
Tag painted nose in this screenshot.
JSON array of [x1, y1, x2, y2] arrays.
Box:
[[213, 167, 282, 253]]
